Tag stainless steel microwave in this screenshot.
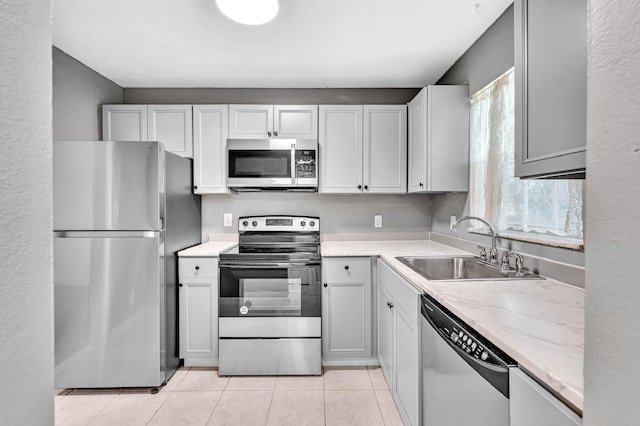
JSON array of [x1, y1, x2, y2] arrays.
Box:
[[226, 139, 318, 192]]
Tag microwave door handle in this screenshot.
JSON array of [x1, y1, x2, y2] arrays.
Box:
[[291, 143, 296, 185]]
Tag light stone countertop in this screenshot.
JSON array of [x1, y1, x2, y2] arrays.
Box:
[[322, 239, 585, 412], [178, 241, 237, 257]]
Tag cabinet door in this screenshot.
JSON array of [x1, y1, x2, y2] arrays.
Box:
[[407, 89, 427, 193], [102, 105, 147, 141], [394, 307, 419, 426], [377, 284, 394, 385], [179, 278, 218, 367], [273, 105, 318, 138], [428, 85, 470, 192], [510, 369, 581, 426], [148, 105, 193, 158], [322, 277, 372, 360], [515, 0, 587, 178], [193, 105, 228, 194], [363, 105, 407, 194], [319, 105, 363, 194], [228, 105, 274, 138]]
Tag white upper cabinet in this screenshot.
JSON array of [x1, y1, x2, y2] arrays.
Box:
[[407, 86, 469, 193], [363, 105, 407, 194], [102, 104, 193, 158], [319, 105, 363, 194], [193, 105, 229, 194], [102, 105, 147, 141], [514, 0, 587, 178], [274, 105, 318, 138], [148, 105, 193, 158], [319, 104, 407, 194], [228, 104, 318, 139]]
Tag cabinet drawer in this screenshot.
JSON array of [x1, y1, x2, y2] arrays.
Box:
[[323, 257, 371, 279], [179, 257, 218, 278], [377, 259, 420, 324]]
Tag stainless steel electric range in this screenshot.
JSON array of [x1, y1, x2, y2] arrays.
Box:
[[218, 215, 322, 375]]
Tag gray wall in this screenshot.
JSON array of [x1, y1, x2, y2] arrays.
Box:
[[432, 4, 584, 267], [584, 1, 640, 424], [124, 88, 420, 105], [201, 193, 431, 241], [0, 0, 54, 424], [53, 47, 123, 140]]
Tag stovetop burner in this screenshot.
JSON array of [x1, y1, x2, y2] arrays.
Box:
[[219, 215, 321, 263]]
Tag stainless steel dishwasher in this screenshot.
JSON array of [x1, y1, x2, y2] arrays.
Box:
[[421, 293, 516, 425]]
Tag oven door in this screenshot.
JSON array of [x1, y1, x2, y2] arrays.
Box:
[[227, 139, 295, 188], [219, 262, 321, 318]]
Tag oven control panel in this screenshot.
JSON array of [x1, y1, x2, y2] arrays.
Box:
[[239, 216, 320, 232]]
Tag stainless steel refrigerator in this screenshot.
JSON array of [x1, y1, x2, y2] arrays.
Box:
[[53, 141, 201, 388]]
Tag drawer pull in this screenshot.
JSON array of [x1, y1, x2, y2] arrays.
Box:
[[195, 266, 200, 270], [344, 265, 349, 270]]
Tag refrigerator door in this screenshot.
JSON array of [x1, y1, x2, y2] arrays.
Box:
[[53, 140, 164, 231], [54, 232, 164, 388]]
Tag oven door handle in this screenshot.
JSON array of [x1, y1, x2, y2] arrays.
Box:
[[219, 262, 320, 269]]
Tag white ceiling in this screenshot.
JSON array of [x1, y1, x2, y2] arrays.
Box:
[[52, 0, 513, 88]]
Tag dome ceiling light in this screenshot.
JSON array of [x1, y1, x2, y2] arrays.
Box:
[[216, 0, 280, 25]]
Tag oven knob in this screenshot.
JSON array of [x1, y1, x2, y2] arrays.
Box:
[[310, 220, 315, 227], [481, 351, 489, 361], [450, 332, 458, 343], [242, 221, 248, 227], [252, 221, 258, 227], [301, 221, 306, 227]]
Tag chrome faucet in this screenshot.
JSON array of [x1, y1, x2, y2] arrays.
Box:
[[450, 216, 499, 265], [501, 251, 525, 277]]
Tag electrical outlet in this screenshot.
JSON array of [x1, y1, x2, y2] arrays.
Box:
[[224, 213, 233, 227], [374, 214, 383, 228], [450, 215, 457, 230]]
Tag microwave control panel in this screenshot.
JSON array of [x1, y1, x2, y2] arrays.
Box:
[[295, 150, 316, 178]]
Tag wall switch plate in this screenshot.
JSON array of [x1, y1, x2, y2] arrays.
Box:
[[450, 215, 457, 230], [224, 213, 233, 227], [374, 214, 383, 228]]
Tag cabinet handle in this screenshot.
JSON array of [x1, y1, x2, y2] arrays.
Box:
[[419, 182, 423, 188], [357, 185, 362, 190], [193, 185, 198, 190], [178, 283, 183, 287], [387, 302, 394, 309], [364, 185, 369, 190], [268, 131, 272, 137], [274, 130, 279, 137], [195, 266, 200, 270], [323, 283, 328, 287], [344, 265, 349, 270]]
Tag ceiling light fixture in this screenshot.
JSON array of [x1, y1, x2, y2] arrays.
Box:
[[216, 0, 279, 25]]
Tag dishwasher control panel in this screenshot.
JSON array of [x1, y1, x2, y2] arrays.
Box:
[[421, 293, 516, 368]]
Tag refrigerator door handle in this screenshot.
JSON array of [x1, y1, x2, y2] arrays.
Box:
[[54, 231, 160, 238]]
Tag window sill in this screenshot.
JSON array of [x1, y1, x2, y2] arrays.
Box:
[[468, 228, 584, 251]]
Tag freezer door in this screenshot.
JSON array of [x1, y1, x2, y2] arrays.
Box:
[[53, 140, 163, 231], [54, 233, 163, 388]]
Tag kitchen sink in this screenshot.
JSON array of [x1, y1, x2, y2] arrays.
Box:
[[396, 256, 543, 281]]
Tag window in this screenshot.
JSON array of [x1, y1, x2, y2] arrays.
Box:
[[469, 69, 584, 248]]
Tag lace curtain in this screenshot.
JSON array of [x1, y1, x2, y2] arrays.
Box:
[[469, 69, 584, 239]]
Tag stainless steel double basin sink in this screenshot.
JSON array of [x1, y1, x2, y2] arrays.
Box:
[[396, 256, 543, 281]]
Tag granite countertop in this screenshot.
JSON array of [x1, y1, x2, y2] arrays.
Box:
[[322, 239, 585, 412], [178, 241, 237, 257]]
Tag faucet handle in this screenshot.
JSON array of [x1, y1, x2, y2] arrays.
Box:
[[501, 253, 511, 271], [477, 245, 487, 262]]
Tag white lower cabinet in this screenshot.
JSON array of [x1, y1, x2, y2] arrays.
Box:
[[321, 257, 374, 364], [510, 368, 582, 426], [377, 259, 421, 426], [178, 257, 219, 367]]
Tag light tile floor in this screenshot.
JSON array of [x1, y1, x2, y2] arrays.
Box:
[[55, 366, 404, 425]]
